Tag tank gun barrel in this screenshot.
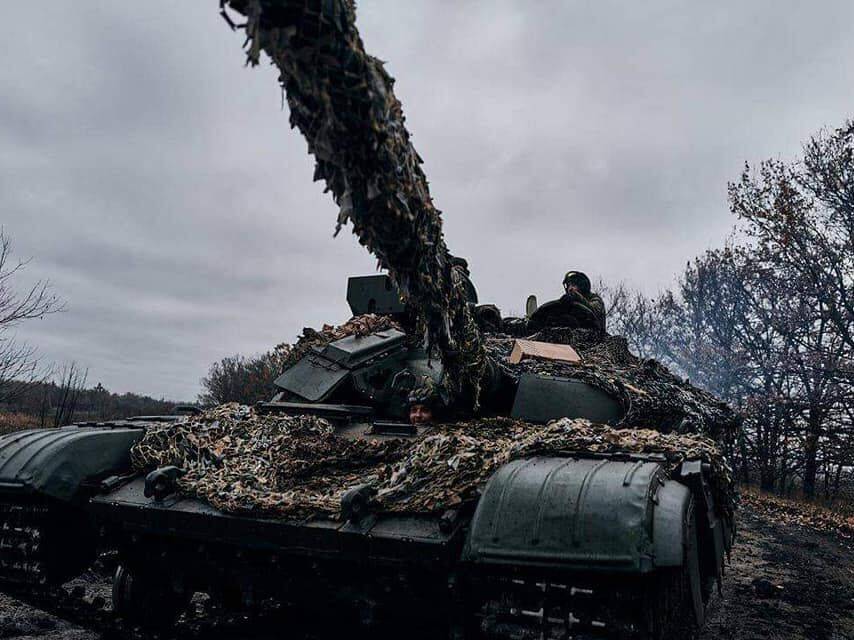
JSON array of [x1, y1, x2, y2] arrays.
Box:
[[222, 0, 486, 406]]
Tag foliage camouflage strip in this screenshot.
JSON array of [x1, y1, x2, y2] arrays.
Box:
[[131, 317, 737, 519], [132, 404, 733, 520], [222, 0, 486, 406]]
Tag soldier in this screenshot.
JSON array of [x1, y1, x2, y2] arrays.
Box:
[[528, 271, 605, 333], [407, 377, 448, 425], [502, 271, 607, 335], [408, 400, 434, 425], [561, 271, 606, 332]]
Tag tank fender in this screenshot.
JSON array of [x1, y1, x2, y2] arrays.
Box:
[[0, 426, 144, 502], [678, 460, 730, 583], [462, 457, 664, 573], [652, 480, 692, 567]]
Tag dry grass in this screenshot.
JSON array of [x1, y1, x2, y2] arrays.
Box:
[[0, 411, 40, 436], [741, 485, 854, 542], [750, 484, 854, 518]]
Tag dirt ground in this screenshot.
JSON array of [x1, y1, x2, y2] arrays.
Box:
[[699, 502, 853, 640], [0, 499, 851, 640]]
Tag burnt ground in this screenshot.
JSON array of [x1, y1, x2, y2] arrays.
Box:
[[0, 499, 852, 640]]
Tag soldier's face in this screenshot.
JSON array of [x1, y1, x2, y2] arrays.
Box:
[[565, 283, 579, 295], [409, 404, 434, 425]]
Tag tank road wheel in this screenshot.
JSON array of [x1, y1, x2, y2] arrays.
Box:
[[112, 564, 190, 630]]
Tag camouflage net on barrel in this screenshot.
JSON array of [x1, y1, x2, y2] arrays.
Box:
[[131, 403, 734, 521], [221, 0, 486, 405]]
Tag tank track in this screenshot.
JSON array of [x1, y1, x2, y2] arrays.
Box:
[[1, 503, 669, 639], [475, 575, 653, 640], [0, 502, 284, 639], [2, 578, 300, 640], [0, 501, 120, 633], [0, 573, 661, 640], [0, 503, 50, 585]]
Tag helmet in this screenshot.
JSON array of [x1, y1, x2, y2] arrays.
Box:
[[563, 271, 592, 296], [407, 377, 448, 413]]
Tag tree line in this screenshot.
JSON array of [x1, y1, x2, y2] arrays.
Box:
[[0, 229, 179, 431], [0, 373, 179, 434], [198, 346, 290, 408], [605, 120, 854, 499]]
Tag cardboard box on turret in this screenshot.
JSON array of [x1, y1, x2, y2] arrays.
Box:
[[508, 339, 581, 365]]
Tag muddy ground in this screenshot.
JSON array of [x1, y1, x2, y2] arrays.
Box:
[[699, 504, 853, 640], [0, 499, 851, 640]]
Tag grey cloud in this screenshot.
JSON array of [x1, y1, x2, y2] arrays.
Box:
[[2, 0, 853, 399]]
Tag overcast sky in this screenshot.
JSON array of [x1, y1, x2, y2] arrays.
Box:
[[2, 1, 853, 401]]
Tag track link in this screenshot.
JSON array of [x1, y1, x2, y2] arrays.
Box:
[[0, 503, 50, 585], [477, 576, 651, 640]]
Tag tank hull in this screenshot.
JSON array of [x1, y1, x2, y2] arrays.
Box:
[[81, 453, 729, 637], [0, 416, 733, 638]]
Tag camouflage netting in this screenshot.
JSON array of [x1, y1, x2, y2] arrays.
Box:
[[486, 327, 740, 442], [163, 0, 742, 522], [131, 404, 734, 520], [271, 315, 739, 442], [276, 314, 403, 372], [130, 316, 737, 519], [221, 0, 487, 405]]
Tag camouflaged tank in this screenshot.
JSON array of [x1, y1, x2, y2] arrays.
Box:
[[0, 1, 736, 637], [0, 275, 736, 639]]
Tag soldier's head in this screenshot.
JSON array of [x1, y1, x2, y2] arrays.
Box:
[[563, 271, 591, 297], [409, 403, 434, 425], [407, 378, 445, 425]]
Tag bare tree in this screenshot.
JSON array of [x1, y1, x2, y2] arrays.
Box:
[[728, 123, 854, 496], [51, 362, 88, 427], [200, 346, 290, 406], [594, 122, 854, 500], [0, 229, 63, 403], [598, 280, 674, 362]]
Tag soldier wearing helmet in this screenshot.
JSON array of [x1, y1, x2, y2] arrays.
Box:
[[407, 377, 450, 425], [561, 271, 606, 332], [508, 270, 607, 335]]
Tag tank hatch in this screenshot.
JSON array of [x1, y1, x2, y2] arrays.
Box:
[[273, 329, 406, 402], [347, 275, 405, 316]]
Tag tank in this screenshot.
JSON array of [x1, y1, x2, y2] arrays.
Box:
[[0, 2, 736, 637], [0, 274, 735, 639]]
